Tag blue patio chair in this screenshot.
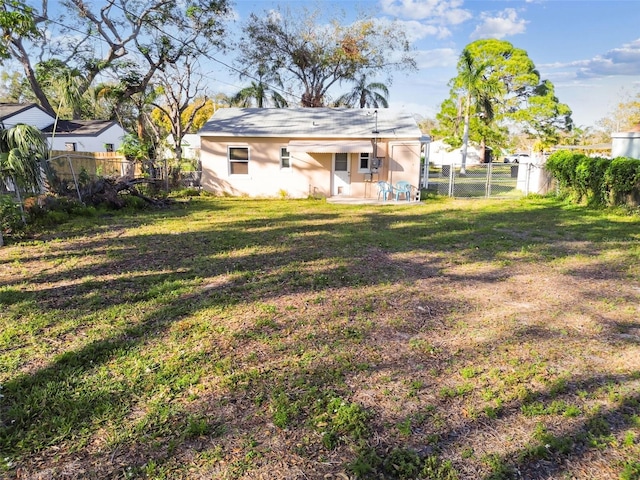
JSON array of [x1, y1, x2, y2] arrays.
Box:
[[376, 181, 393, 201], [394, 180, 412, 201]]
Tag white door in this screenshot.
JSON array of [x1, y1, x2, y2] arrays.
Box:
[[332, 152, 350, 195]]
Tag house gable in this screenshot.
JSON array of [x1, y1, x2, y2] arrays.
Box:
[[0, 103, 54, 130], [44, 121, 126, 152]]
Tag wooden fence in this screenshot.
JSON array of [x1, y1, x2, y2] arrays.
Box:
[[48, 151, 142, 179]]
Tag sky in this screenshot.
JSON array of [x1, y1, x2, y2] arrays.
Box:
[[211, 0, 640, 129]]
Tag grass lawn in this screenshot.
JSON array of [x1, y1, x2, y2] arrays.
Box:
[[1, 195, 639, 479]]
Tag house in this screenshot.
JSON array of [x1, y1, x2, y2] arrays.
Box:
[[0, 103, 54, 130], [42, 119, 126, 153], [429, 139, 483, 166], [163, 133, 201, 163], [0, 103, 126, 153], [198, 108, 428, 199]]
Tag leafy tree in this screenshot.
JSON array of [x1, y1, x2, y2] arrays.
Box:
[[1, 0, 232, 120], [511, 79, 573, 150], [333, 75, 389, 108], [0, 0, 39, 60], [0, 70, 31, 103], [597, 88, 640, 135], [152, 99, 217, 137], [435, 39, 572, 162], [237, 6, 415, 107]]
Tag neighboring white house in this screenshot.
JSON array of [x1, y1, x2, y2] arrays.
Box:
[[429, 139, 483, 166], [0, 103, 127, 153], [42, 120, 126, 153], [0, 103, 54, 130], [163, 133, 201, 162]]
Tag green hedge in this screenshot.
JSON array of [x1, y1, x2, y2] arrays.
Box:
[[546, 151, 640, 206]]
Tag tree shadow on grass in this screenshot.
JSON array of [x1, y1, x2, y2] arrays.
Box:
[[1, 198, 639, 478]]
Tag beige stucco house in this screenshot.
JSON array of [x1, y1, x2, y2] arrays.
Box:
[[198, 108, 427, 199]]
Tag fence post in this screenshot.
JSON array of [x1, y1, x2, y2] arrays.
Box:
[[485, 162, 492, 198], [66, 155, 83, 203], [448, 163, 455, 197]]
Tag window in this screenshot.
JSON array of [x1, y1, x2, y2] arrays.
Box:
[[280, 147, 291, 169], [358, 152, 370, 172], [65, 142, 77, 151], [105, 143, 114, 152], [334, 152, 348, 171], [229, 146, 249, 175]]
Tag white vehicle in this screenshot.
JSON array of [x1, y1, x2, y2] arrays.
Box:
[[503, 153, 529, 163]]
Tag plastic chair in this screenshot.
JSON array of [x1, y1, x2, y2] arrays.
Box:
[[394, 181, 412, 201], [376, 181, 393, 201]]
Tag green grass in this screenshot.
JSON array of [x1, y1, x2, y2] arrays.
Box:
[[1, 195, 639, 479]]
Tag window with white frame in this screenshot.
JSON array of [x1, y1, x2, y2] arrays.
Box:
[[358, 152, 370, 172], [65, 142, 77, 151], [280, 147, 291, 169], [228, 146, 249, 175], [105, 143, 114, 152]]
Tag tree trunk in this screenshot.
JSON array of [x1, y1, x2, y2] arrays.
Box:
[[460, 92, 471, 175], [13, 39, 56, 115]]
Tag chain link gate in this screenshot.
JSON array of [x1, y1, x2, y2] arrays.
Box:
[[425, 162, 534, 199]]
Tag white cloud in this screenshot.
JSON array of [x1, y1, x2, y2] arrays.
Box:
[[541, 39, 640, 80], [379, 0, 471, 24], [413, 48, 459, 69], [469, 8, 527, 40], [378, 19, 451, 42], [576, 38, 640, 77]]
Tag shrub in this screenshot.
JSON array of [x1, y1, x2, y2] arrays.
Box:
[[546, 150, 585, 190], [0, 194, 24, 239], [575, 156, 610, 205], [604, 157, 640, 205], [546, 150, 640, 207]]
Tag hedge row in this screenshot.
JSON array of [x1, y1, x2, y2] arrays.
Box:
[[545, 150, 640, 206]]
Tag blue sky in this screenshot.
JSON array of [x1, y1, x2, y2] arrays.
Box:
[[216, 0, 640, 129]]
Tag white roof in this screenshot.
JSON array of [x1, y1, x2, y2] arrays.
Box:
[[199, 108, 422, 140]]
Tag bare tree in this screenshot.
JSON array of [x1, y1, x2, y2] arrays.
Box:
[[151, 56, 210, 165], [237, 6, 415, 107]]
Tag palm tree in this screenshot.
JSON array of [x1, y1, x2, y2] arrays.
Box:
[[456, 49, 497, 173], [0, 123, 48, 192], [334, 75, 389, 108], [0, 123, 48, 245], [231, 81, 288, 108], [231, 68, 288, 108]]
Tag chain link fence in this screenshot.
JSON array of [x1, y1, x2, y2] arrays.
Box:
[[424, 162, 546, 199]]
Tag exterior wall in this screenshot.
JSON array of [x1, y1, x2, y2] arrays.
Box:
[[611, 131, 640, 159], [201, 136, 330, 198], [2, 107, 54, 130], [200, 136, 423, 199], [385, 141, 423, 187], [47, 124, 126, 152]]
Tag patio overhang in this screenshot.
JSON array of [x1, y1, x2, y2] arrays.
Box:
[[287, 140, 373, 154]]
